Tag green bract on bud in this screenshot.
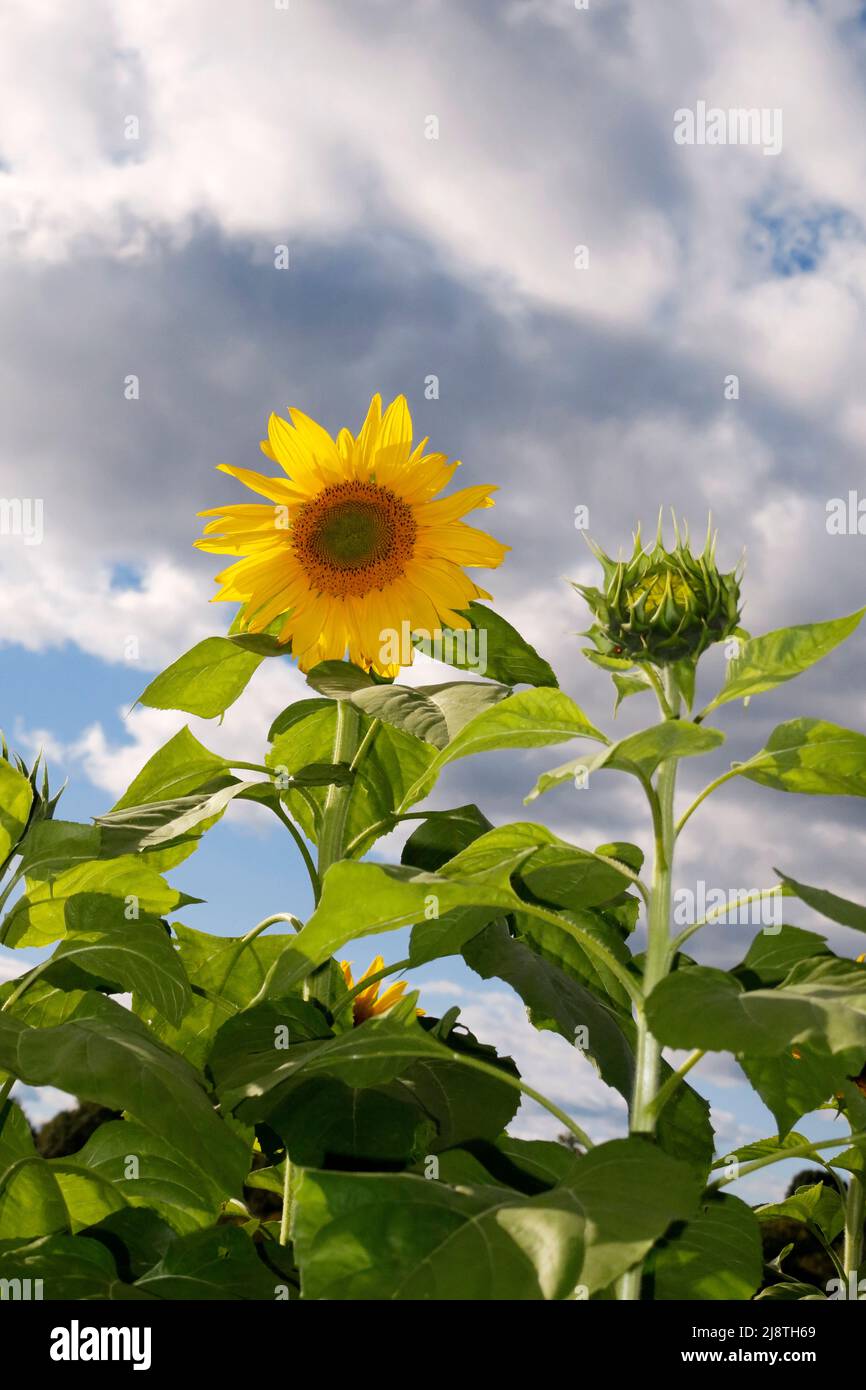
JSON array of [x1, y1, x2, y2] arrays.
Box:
[[574, 514, 743, 666]]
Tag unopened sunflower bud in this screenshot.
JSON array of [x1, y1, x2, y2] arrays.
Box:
[[574, 514, 742, 666]]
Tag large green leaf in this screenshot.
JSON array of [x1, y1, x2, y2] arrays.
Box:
[[349, 680, 512, 749], [526, 720, 724, 801], [292, 1168, 585, 1300], [0, 998, 248, 1196], [0, 1101, 67, 1240], [735, 719, 866, 798], [264, 1077, 436, 1168], [261, 1023, 520, 1166], [732, 924, 832, 989], [757, 1182, 845, 1245], [738, 1044, 852, 1137], [0, 758, 34, 866], [134, 1226, 279, 1300], [14, 820, 104, 882], [703, 608, 866, 715], [563, 1137, 704, 1293], [0, 1233, 151, 1300], [648, 1193, 763, 1300], [75, 1120, 227, 1235], [112, 727, 231, 809], [462, 918, 634, 1097], [2, 855, 194, 949], [263, 828, 632, 1000], [414, 601, 558, 688], [136, 923, 342, 1070], [212, 1000, 519, 1126], [646, 957, 866, 1057], [138, 637, 265, 718], [40, 894, 191, 1027], [401, 688, 608, 808]]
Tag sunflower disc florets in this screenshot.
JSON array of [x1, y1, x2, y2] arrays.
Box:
[[575, 516, 742, 666]]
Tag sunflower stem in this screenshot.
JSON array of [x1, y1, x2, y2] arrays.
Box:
[[617, 666, 679, 1302], [279, 1155, 295, 1247], [317, 701, 362, 877]]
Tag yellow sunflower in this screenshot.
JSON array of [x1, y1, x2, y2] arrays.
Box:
[[195, 393, 509, 674], [340, 956, 424, 1026]]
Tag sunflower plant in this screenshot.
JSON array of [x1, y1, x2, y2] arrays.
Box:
[[1, 403, 866, 1303]]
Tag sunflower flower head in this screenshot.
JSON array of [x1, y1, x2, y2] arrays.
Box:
[[195, 394, 509, 675], [575, 512, 742, 667], [340, 955, 424, 1027]]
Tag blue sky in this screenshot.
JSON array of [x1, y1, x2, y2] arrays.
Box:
[[3, 0, 866, 1201]]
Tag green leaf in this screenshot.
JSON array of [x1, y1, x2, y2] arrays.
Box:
[[260, 1020, 520, 1166], [134, 1225, 279, 1300], [305, 660, 375, 698], [758, 1183, 845, 1244], [0, 1101, 67, 1240], [0, 1233, 150, 1300], [648, 1193, 763, 1300], [264, 826, 632, 999], [2, 855, 194, 949], [563, 1137, 703, 1293], [0, 998, 249, 1197], [526, 720, 724, 801], [41, 894, 191, 1027], [0, 758, 34, 866], [44, 1164, 128, 1234], [265, 1077, 436, 1168], [704, 608, 866, 714], [518, 844, 636, 911], [292, 1169, 584, 1299], [136, 923, 337, 1070], [733, 925, 832, 989], [349, 680, 512, 750], [401, 804, 494, 871], [462, 918, 635, 1097], [75, 1120, 227, 1234], [646, 958, 866, 1058], [415, 601, 558, 688], [268, 696, 333, 742], [738, 1045, 851, 1138], [405, 688, 607, 807], [112, 727, 231, 810], [612, 672, 651, 714], [15, 820, 104, 881], [735, 719, 866, 798], [212, 1001, 519, 1124], [138, 637, 264, 718], [775, 869, 866, 935]]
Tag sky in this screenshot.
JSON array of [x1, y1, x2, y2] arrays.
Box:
[[2, 0, 866, 1202]]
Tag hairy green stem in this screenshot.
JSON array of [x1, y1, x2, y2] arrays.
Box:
[[843, 1171, 864, 1285], [317, 702, 362, 877], [618, 669, 679, 1301], [279, 1157, 295, 1247]]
